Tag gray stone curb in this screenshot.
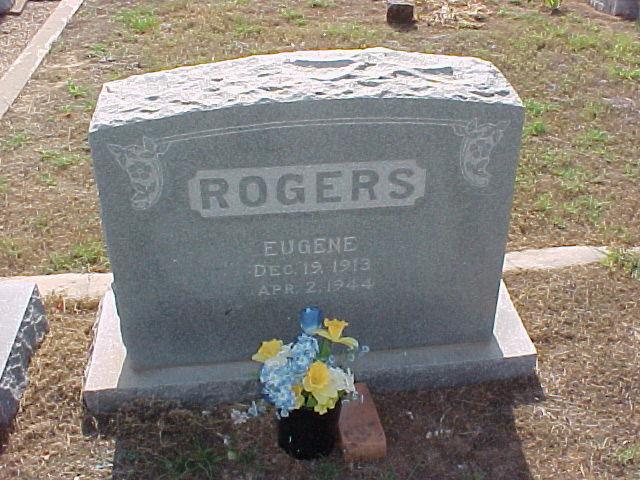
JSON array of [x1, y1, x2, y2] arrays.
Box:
[[0, 245, 638, 301], [0, 0, 85, 119]]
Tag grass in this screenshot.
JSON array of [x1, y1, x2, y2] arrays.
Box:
[[553, 164, 593, 193], [581, 100, 608, 121], [0, 176, 8, 194], [610, 65, 640, 80], [37, 173, 57, 187], [534, 192, 554, 212], [66, 80, 88, 98], [615, 443, 640, 466], [87, 42, 109, 58], [48, 241, 109, 272], [31, 213, 49, 230], [568, 32, 600, 52], [159, 441, 224, 479], [0, 237, 22, 259], [309, 0, 335, 7], [58, 104, 74, 116], [233, 17, 264, 37], [312, 460, 341, 480], [39, 149, 86, 168], [1, 131, 30, 150], [523, 99, 558, 117], [623, 160, 640, 179], [603, 248, 640, 279], [523, 120, 547, 137], [562, 194, 606, 225], [114, 7, 159, 34], [323, 23, 380, 45], [280, 9, 307, 26], [578, 127, 609, 145]]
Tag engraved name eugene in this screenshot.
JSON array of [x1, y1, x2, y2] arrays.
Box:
[[252, 235, 375, 297], [188, 160, 427, 217]]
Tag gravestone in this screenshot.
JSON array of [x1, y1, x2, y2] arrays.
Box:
[[589, 0, 638, 19], [84, 48, 536, 412], [0, 0, 14, 16], [386, 1, 415, 24], [0, 282, 48, 426]]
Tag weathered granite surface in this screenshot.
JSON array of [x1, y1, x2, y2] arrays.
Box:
[[83, 282, 536, 413], [90, 48, 524, 371], [0, 282, 48, 427], [90, 48, 520, 132]]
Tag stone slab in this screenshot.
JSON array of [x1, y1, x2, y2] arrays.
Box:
[[0, 282, 48, 427], [89, 48, 524, 371], [8, 0, 26, 15], [82, 281, 536, 413], [589, 0, 638, 19], [0, 272, 114, 301], [338, 383, 387, 461], [502, 245, 607, 272]]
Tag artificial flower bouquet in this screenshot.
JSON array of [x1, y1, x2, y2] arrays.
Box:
[[251, 306, 364, 459]]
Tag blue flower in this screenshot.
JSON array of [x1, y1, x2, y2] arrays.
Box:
[[299, 306, 323, 335], [289, 334, 318, 374]]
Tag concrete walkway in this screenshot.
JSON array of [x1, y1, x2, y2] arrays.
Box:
[[1, 245, 637, 301], [0, 0, 85, 119]]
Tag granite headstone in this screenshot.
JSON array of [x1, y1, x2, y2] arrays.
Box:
[[0, 282, 48, 427], [85, 48, 536, 410]]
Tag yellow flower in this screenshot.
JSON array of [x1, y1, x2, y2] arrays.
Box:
[[292, 385, 305, 409], [314, 395, 338, 415], [316, 318, 359, 349], [251, 339, 283, 362], [303, 361, 341, 415], [303, 361, 330, 391], [326, 319, 347, 338]]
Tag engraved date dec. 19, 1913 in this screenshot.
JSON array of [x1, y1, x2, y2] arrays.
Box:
[[251, 235, 375, 297]]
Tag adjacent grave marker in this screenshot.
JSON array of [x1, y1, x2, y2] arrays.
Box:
[[589, 0, 638, 19], [386, 1, 415, 24], [0, 282, 48, 427], [84, 48, 536, 411]]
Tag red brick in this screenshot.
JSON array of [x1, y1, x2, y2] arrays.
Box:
[[338, 383, 387, 461]]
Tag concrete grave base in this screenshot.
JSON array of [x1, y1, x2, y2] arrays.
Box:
[[0, 282, 48, 427], [83, 281, 536, 414]]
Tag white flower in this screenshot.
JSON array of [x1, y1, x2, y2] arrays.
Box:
[[230, 409, 249, 425], [263, 344, 292, 369], [330, 367, 355, 393]]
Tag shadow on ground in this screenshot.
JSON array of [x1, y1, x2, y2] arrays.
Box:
[[86, 376, 543, 479]]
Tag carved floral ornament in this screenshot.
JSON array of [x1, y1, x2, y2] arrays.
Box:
[[107, 118, 509, 211]]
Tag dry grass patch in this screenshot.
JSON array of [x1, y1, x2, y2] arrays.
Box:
[[0, 0, 638, 276], [0, 265, 638, 478]]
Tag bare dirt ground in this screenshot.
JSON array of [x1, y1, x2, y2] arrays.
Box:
[[0, 0, 638, 276], [0, 264, 637, 479], [0, 0, 59, 78]]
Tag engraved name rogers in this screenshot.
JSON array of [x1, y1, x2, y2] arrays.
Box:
[[188, 159, 427, 217]]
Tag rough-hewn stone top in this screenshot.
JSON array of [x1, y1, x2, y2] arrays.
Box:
[[90, 48, 521, 132]]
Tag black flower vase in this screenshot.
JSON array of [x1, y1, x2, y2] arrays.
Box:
[[277, 401, 342, 460]]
